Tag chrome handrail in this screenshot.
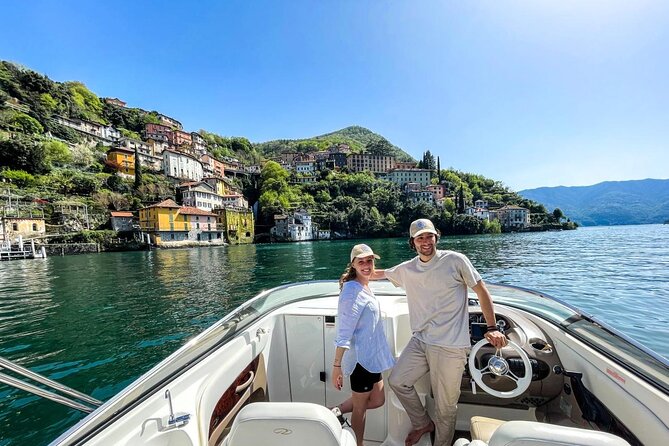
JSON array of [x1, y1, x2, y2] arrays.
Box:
[[0, 356, 102, 413]]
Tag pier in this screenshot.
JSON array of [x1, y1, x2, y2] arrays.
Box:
[[0, 236, 47, 261]]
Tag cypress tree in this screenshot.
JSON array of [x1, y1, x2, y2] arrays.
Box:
[[134, 146, 142, 189]]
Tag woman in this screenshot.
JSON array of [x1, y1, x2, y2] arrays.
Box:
[[331, 243, 395, 446]]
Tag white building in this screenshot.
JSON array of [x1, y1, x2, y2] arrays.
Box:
[[314, 228, 331, 240], [387, 168, 432, 188], [102, 126, 121, 141], [292, 175, 318, 184], [53, 115, 119, 143], [220, 194, 248, 209], [191, 132, 208, 157], [295, 160, 316, 174], [179, 182, 226, 211], [408, 190, 435, 205], [271, 210, 317, 241], [117, 137, 149, 153], [465, 206, 491, 221], [495, 205, 530, 229], [163, 149, 204, 182]]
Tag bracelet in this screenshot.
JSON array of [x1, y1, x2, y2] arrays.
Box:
[[333, 365, 341, 367], [486, 326, 498, 332]]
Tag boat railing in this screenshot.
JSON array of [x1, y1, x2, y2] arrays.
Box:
[[0, 356, 102, 413]]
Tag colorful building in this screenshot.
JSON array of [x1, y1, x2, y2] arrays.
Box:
[[106, 147, 135, 178], [1, 216, 46, 241], [214, 207, 254, 244], [139, 199, 222, 245]]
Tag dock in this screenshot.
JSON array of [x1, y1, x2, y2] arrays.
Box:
[[0, 237, 47, 261]]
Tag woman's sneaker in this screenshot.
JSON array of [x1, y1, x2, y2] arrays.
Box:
[[331, 406, 348, 426]]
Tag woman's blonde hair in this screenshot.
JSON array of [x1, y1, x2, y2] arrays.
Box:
[[339, 263, 357, 290]]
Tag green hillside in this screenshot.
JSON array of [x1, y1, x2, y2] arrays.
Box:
[[254, 125, 415, 162], [0, 60, 568, 238]]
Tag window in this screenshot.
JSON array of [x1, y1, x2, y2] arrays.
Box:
[[12, 223, 18, 231], [32, 223, 38, 231]]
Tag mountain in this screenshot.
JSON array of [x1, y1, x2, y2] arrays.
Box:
[[254, 125, 415, 162], [519, 179, 669, 226]]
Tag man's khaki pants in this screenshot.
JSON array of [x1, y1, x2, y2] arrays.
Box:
[[388, 337, 467, 446]]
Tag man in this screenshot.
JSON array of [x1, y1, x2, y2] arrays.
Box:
[[379, 218, 507, 446]]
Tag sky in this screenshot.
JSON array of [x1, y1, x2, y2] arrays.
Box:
[[1, 0, 668, 191]]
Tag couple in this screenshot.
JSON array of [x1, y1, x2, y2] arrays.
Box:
[[331, 218, 507, 446]]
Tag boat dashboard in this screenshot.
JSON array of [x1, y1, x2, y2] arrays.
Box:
[[461, 304, 564, 407]]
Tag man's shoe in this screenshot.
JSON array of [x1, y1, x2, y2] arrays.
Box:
[[331, 406, 348, 426]]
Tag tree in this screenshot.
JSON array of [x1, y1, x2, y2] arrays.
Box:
[[106, 174, 132, 194], [0, 169, 36, 187], [43, 140, 72, 166], [553, 208, 564, 222], [261, 160, 289, 185], [419, 150, 436, 171], [457, 185, 465, 214], [365, 137, 392, 155], [9, 112, 44, 134], [0, 137, 49, 173], [134, 146, 142, 189]]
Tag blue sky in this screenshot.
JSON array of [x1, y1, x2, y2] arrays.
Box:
[[2, 1, 668, 190]]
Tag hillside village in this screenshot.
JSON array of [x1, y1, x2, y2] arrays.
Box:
[[0, 61, 574, 253]]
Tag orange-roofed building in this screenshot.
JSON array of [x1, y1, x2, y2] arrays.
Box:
[[110, 211, 136, 232], [139, 199, 222, 245]]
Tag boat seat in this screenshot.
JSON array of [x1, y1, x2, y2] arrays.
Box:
[[453, 420, 631, 446], [221, 402, 356, 446], [470, 416, 506, 442]]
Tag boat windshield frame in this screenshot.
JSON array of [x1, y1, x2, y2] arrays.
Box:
[[483, 282, 669, 394], [52, 281, 343, 445], [52, 280, 669, 445]]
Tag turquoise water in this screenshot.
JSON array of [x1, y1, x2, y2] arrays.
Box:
[[0, 224, 668, 445]]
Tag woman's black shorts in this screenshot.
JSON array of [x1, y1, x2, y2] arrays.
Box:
[[350, 363, 382, 393]]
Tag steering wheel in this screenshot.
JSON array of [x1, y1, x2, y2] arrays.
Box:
[[468, 339, 532, 398]]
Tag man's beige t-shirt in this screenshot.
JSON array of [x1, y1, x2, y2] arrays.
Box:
[[385, 250, 481, 348]]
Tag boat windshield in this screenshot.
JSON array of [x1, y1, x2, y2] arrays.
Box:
[[54, 281, 343, 445], [482, 283, 669, 394], [55, 280, 669, 444]]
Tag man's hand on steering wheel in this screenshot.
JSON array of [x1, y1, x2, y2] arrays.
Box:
[[484, 329, 507, 348]]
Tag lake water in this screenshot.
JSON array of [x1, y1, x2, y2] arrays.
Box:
[[1, 224, 668, 445]]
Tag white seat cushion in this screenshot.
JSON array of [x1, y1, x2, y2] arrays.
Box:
[[489, 420, 631, 446], [222, 402, 356, 446], [455, 420, 631, 446]]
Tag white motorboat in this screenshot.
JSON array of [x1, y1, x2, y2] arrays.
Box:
[[4, 280, 668, 445]]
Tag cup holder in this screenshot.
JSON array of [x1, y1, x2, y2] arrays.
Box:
[[529, 338, 553, 354]]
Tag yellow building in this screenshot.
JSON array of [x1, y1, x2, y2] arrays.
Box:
[[106, 147, 135, 177], [214, 207, 254, 244], [139, 199, 185, 244], [1, 216, 46, 241], [139, 199, 222, 245]]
